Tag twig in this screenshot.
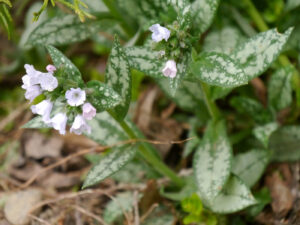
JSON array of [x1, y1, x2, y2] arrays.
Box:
[[140, 203, 159, 223], [73, 205, 109, 225], [19, 137, 194, 189], [28, 214, 52, 225]]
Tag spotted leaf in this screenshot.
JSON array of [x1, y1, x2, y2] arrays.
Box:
[[191, 0, 220, 35], [82, 145, 137, 188], [232, 28, 293, 80], [86, 80, 122, 112], [106, 37, 131, 120], [190, 52, 247, 87], [26, 14, 108, 48], [46, 45, 83, 85], [232, 149, 270, 187], [268, 66, 293, 111], [253, 122, 279, 148], [193, 120, 232, 202], [207, 175, 256, 213]]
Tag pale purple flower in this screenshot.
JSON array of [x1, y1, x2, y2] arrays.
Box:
[[22, 64, 41, 89], [39, 73, 58, 91], [70, 115, 91, 135], [82, 103, 96, 120], [46, 64, 56, 73], [65, 88, 86, 106], [149, 24, 171, 42], [51, 113, 68, 135], [31, 100, 53, 124], [162, 60, 177, 78], [24, 85, 42, 102]]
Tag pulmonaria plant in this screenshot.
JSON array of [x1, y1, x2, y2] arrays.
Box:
[[22, 63, 97, 135], [21, 0, 298, 219]]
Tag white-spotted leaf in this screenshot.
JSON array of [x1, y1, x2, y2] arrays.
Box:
[[191, 0, 220, 35], [86, 80, 122, 112], [253, 122, 279, 148], [207, 175, 257, 213], [232, 28, 293, 80], [193, 120, 232, 202], [268, 66, 293, 111], [82, 145, 137, 188], [26, 14, 106, 47], [190, 52, 247, 87], [106, 37, 131, 120], [232, 149, 270, 187], [46, 45, 83, 85], [22, 116, 50, 129]]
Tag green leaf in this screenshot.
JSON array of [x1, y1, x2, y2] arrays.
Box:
[[106, 37, 131, 120], [0, 4, 13, 39], [183, 119, 201, 157], [82, 145, 137, 188], [26, 14, 108, 47], [232, 149, 270, 187], [141, 206, 175, 225], [126, 46, 164, 79], [269, 126, 300, 161], [207, 175, 256, 213], [210, 86, 232, 101], [268, 66, 293, 111], [46, 45, 83, 85], [232, 28, 293, 80], [191, 0, 220, 35], [86, 80, 122, 112], [103, 192, 136, 224], [193, 120, 232, 202], [22, 116, 50, 129], [230, 96, 273, 123], [190, 52, 247, 87], [203, 26, 245, 55], [85, 112, 129, 145], [253, 122, 279, 148], [0, 0, 12, 7], [181, 193, 203, 215]]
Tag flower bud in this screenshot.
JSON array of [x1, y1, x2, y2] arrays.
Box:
[[162, 60, 177, 78], [82, 103, 96, 120]]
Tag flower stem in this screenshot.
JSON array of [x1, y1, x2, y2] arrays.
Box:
[[200, 82, 221, 121], [109, 112, 185, 187]]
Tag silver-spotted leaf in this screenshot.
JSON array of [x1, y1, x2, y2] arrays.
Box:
[[232, 149, 270, 187], [268, 66, 293, 111], [82, 145, 137, 188], [285, 0, 300, 11], [193, 120, 232, 202], [232, 28, 293, 80], [253, 122, 279, 148], [46, 45, 83, 85], [22, 116, 50, 129], [26, 14, 107, 47], [207, 175, 256, 213], [203, 26, 245, 54], [86, 80, 122, 112], [190, 52, 247, 87], [126, 47, 164, 79], [191, 0, 220, 35], [106, 38, 131, 120]]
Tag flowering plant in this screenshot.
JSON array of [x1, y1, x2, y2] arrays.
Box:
[[7, 0, 299, 222]]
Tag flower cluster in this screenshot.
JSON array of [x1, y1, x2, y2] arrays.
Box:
[[149, 24, 177, 79], [22, 65, 96, 135]]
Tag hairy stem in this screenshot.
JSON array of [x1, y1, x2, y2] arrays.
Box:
[[200, 82, 221, 121]]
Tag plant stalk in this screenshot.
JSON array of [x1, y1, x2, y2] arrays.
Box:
[[200, 82, 221, 121], [109, 112, 185, 187]]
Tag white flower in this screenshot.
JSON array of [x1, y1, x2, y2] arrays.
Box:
[[65, 88, 86, 106], [82, 103, 96, 120], [31, 100, 53, 124], [51, 113, 68, 135], [46, 64, 56, 73], [162, 60, 177, 78], [70, 115, 91, 135], [39, 73, 58, 91], [149, 24, 171, 42], [24, 85, 42, 102], [22, 64, 41, 89]]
